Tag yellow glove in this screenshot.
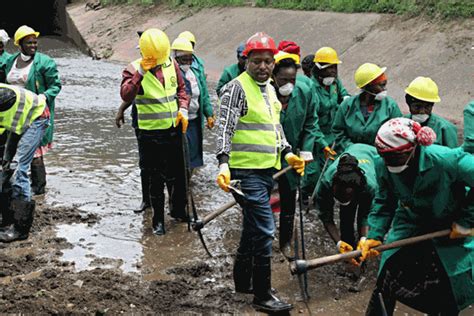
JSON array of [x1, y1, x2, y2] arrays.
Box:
[[216, 163, 231, 192], [449, 222, 474, 239], [206, 116, 215, 129], [285, 153, 305, 176], [175, 109, 188, 133], [357, 238, 381, 262], [323, 146, 337, 160], [337, 240, 359, 266], [140, 57, 158, 72]]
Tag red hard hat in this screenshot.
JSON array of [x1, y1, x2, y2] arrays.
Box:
[[243, 32, 278, 57]]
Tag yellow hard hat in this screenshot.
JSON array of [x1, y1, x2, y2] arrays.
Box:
[[405, 76, 440, 103], [274, 51, 300, 65], [313, 47, 341, 64], [139, 28, 170, 65], [171, 37, 194, 53], [14, 25, 39, 46], [354, 63, 387, 88], [178, 31, 196, 45]]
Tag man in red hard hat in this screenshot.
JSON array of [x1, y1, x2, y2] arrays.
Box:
[[216, 32, 305, 313]]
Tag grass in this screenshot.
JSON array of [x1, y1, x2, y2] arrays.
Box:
[[100, 0, 474, 18]]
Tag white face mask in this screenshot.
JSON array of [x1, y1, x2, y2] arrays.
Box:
[[334, 197, 351, 206], [386, 147, 416, 174], [278, 83, 294, 96], [322, 76, 335, 86], [411, 114, 430, 123], [20, 53, 32, 62], [375, 90, 388, 101], [179, 64, 190, 73]]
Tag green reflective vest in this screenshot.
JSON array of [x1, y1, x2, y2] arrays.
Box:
[[229, 72, 282, 170], [0, 83, 46, 135], [132, 58, 178, 130]]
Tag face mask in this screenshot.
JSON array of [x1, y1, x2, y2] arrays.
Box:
[[386, 146, 416, 174], [365, 89, 388, 101], [411, 114, 430, 123], [322, 76, 335, 86], [20, 53, 32, 62], [334, 197, 351, 206], [179, 64, 190, 73], [278, 83, 294, 96], [255, 79, 270, 86]]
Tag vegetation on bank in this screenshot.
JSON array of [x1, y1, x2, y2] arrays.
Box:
[[100, 0, 474, 18]]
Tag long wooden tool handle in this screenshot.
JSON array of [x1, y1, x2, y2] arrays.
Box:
[[196, 165, 294, 228], [296, 229, 451, 273]]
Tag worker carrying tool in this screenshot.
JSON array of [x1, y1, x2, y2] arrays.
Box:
[[315, 143, 379, 263], [404, 76, 458, 148], [303, 47, 349, 202], [360, 117, 473, 315], [270, 51, 320, 251], [120, 28, 190, 236], [0, 83, 49, 242], [215, 32, 306, 314]]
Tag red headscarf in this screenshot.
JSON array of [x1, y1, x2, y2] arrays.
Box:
[[278, 40, 300, 58]]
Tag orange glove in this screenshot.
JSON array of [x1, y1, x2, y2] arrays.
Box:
[[337, 240, 359, 266], [285, 153, 305, 176], [323, 146, 337, 160], [449, 222, 473, 239], [206, 116, 215, 129], [175, 109, 188, 133], [357, 238, 381, 262], [216, 163, 231, 192], [140, 57, 158, 72]]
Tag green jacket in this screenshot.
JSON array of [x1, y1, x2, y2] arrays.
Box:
[[2, 52, 61, 146], [317, 144, 379, 226], [280, 78, 321, 190], [0, 51, 11, 82], [331, 95, 402, 152], [404, 113, 458, 148], [368, 145, 474, 310], [463, 100, 474, 153], [311, 76, 349, 149], [216, 63, 243, 96], [190, 64, 213, 127], [192, 55, 205, 76]]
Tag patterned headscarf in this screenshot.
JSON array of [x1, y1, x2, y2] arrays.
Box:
[[375, 118, 437, 153]]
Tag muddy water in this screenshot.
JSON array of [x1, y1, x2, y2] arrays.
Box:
[[33, 38, 472, 315]]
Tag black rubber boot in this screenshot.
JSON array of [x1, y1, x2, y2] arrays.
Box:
[[30, 157, 46, 195], [0, 193, 12, 228], [134, 169, 151, 213], [151, 199, 165, 236], [252, 256, 293, 313], [279, 213, 295, 251], [0, 199, 35, 243], [233, 252, 253, 294]]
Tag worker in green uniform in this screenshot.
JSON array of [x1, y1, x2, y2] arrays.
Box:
[[359, 117, 474, 315], [303, 47, 348, 199], [316, 144, 379, 259], [277, 40, 314, 91], [216, 43, 246, 96], [462, 100, 473, 153], [178, 31, 205, 77], [404, 76, 458, 148], [331, 63, 402, 152], [271, 51, 321, 251], [216, 32, 305, 313]]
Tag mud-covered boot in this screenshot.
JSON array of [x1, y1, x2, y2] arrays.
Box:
[[252, 256, 293, 313], [152, 202, 165, 236], [0, 199, 35, 243], [279, 213, 295, 253], [233, 252, 253, 294], [31, 157, 46, 195], [134, 170, 150, 213]]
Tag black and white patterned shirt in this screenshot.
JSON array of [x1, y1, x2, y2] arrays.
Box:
[[216, 78, 291, 165]]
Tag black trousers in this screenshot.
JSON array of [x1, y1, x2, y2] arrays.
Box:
[[136, 127, 187, 219]]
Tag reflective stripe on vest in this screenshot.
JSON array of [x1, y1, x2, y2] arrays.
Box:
[[229, 72, 282, 170], [132, 58, 179, 130], [0, 84, 46, 135]]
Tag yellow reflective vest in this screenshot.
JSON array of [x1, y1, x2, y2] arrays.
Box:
[[132, 58, 178, 130], [0, 83, 46, 135], [229, 72, 282, 170]]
